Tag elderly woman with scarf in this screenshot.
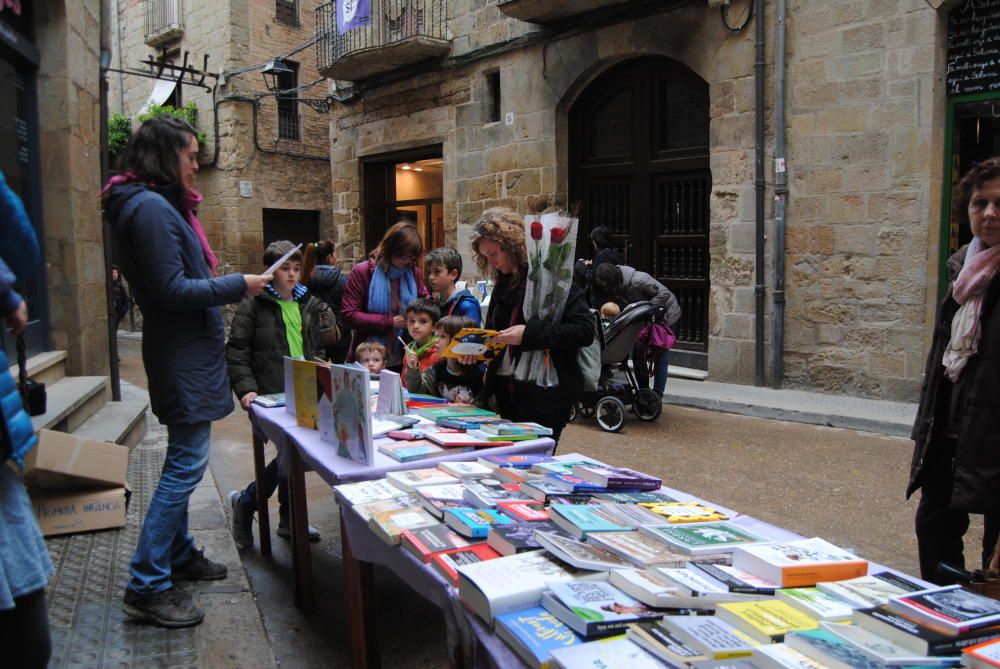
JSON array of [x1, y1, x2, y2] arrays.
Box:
[[104, 116, 272, 627], [908, 158, 1000, 584], [342, 222, 430, 370]]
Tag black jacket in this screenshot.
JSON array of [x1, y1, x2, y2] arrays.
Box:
[[480, 271, 594, 410], [106, 182, 246, 424], [908, 245, 1000, 513]]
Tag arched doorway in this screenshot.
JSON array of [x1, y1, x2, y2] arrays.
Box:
[[569, 56, 711, 369]]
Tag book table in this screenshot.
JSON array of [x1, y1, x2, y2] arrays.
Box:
[[248, 405, 556, 667]]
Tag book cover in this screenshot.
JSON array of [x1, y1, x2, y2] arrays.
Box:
[[752, 643, 825, 669], [494, 466, 540, 485], [533, 530, 634, 572], [661, 614, 760, 659], [424, 430, 514, 448], [548, 504, 632, 538], [438, 327, 507, 361], [335, 479, 408, 506], [531, 456, 608, 477], [463, 477, 532, 507], [541, 581, 661, 638], [290, 358, 320, 428], [316, 363, 374, 466], [637, 502, 730, 524], [627, 620, 709, 666], [888, 585, 1000, 635], [640, 521, 768, 556], [775, 587, 854, 621], [400, 523, 475, 562], [521, 478, 597, 503], [820, 620, 948, 666], [549, 636, 666, 669], [478, 453, 558, 470], [542, 473, 607, 494], [496, 500, 549, 521], [965, 638, 1000, 668], [586, 530, 690, 569], [785, 628, 889, 669], [431, 543, 502, 586], [599, 502, 666, 528], [436, 415, 507, 430], [495, 607, 583, 669], [572, 464, 662, 490], [414, 404, 497, 421], [375, 368, 405, 416], [416, 483, 468, 519], [595, 490, 678, 504], [386, 468, 459, 493], [853, 605, 1000, 656], [367, 507, 440, 545], [689, 563, 779, 595], [283, 357, 297, 417], [610, 569, 699, 609], [444, 507, 515, 538], [438, 461, 493, 479], [480, 421, 554, 436], [466, 429, 538, 443], [715, 600, 819, 643], [732, 537, 868, 588], [817, 573, 917, 609], [352, 494, 420, 522], [252, 392, 285, 408], [487, 521, 561, 556], [377, 439, 444, 463]]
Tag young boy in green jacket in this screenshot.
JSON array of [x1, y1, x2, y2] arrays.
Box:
[[226, 240, 322, 548]]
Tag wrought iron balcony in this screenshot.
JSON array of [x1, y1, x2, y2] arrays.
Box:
[[145, 0, 184, 46], [315, 0, 450, 82], [498, 0, 633, 24]]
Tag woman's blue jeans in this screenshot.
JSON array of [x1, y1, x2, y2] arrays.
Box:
[[127, 422, 211, 595], [652, 348, 670, 397]]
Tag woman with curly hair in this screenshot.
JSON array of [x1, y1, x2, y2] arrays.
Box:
[[908, 158, 1000, 583], [341, 222, 430, 370], [470, 207, 593, 441]]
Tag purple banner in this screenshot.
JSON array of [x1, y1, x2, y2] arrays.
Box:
[[337, 0, 371, 33]]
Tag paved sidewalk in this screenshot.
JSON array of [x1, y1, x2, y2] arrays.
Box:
[[45, 415, 277, 669], [664, 377, 918, 437]]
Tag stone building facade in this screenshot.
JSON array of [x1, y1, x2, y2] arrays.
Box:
[[319, 0, 968, 401], [109, 0, 333, 273]]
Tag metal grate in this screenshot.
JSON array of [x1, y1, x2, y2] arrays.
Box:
[[278, 109, 301, 141], [276, 0, 299, 25], [263, 209, 321, 250], [145, 0, 184, 43], [316, 0, 448, 73]]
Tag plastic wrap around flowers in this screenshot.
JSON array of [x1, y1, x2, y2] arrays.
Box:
[[514, 211, 578, 387]]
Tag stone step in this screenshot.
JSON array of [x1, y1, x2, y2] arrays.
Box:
[[73, 381, 149, 449], [668, 365, 709, 381], [9, 350, 67, 387], [30, 375, 108, 434]]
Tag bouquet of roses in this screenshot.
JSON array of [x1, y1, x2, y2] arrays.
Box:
[[515, 211, 578, 387]]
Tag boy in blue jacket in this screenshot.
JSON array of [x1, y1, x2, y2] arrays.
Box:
[[424, 247, 483, 325]]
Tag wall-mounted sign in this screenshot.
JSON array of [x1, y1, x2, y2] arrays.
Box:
[[947, 0, 1000, 97], [239, 180, 253, 198]]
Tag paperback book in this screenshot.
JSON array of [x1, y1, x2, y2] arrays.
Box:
[[424, 429, 514, 448], [639, 521, 768, 555], [627, 620, 709, 666], [548, 636, 666, 669], [540, 580, 662, 638], [386, 468, 460, 493], [660, 614, 760, 659], [541, 473, 608, 494], [377, 439, 444, 463], [732, 537, 868, 588], [887, 585, 1000, 635], [752, 643, 824, 669], [520, 478, 596, 504], [351, 494, 421, 522], [416, 483, 468, 519], [413, 404, 497, 422], [785, 628, 899, 669], [775, 587, 855, 621], [820, 620, 953, 666], [636, 501, 731, 524], [431, 543, 502, 586], [316, 363, 374, 465], [487, 521, 566, 556], [444, 507, 515, 539], [438, 461, 493, 479], [533, 530, 635, 572], [548, 503, 633, 538], [368, 506, 440, 545], [586, 530, 693, 569], [853, 605, 1000, 656], [495, 607, 583, 669], [964, 638, 1000, 669], [335, 479, 409, 506], [530, 456, 609, 477], [466, 429, 536, 443], [658, 566, 773, 606], [571, 464, 662, 491], [478, 454, 557, 470], [688, 563, 780, 595], [400, 523, 475, 562], [252, 392, 285, 408], [610, 569, 711, 609], [715, 599, 820, 643], [817, 572, 922, 609], [463, 477, 533, 507], [479, 421, 553, 436], [594, 490, 678, 504], [496, 500, 549, 521]]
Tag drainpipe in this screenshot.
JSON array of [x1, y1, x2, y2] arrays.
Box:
[[753, 0, 767, 386], [770, 0, 788, 389], [101, 1, 121, 401]]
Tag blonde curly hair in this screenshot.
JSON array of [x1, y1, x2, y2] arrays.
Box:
[[469, 207, 528, 286]]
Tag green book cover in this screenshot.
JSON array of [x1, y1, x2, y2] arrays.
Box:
[[643, 521, 766, 554]]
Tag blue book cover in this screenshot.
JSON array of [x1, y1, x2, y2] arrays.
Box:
[[549, 504, 631, 535], [479, 454, 558, 469], [543, 473, 606, 493], [444, 507, 515, 539], [495, 606, 582, 668]]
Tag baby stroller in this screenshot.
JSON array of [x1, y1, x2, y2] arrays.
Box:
[[570, 300, 663, 432]]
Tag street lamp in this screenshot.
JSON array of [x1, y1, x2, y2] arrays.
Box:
[[261, 58, 294, 93]]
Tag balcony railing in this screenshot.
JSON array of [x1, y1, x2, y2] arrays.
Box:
[[145, 0, 184, 46], [316, 0, 450, 81], [498, 0, 632, 24]]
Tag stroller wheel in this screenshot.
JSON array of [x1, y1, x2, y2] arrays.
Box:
[[595, 396, 626, 433], [633, 389, 663, 422], [568, 403, 579, 423]]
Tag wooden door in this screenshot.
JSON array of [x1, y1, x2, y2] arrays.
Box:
[[570, 57, 711, 362]]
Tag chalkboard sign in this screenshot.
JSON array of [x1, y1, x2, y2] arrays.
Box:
[[948, 0, 1000, 97]]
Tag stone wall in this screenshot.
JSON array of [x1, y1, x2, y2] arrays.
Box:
[[36, 0, 107, 375], [326, 0, 948, 401]]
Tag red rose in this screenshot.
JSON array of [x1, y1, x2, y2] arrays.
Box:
[[550, 227, 566, 243], [530, 221, 543, 240]]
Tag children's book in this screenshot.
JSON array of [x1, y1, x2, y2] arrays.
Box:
[[377, 439, 444, 463], [424, 429, 514, 448], [437, 415, 507, 430], [888, 585, 1000, 635], [413, 404, 497, 422], [252, 393, 286, 408], [401, 523, 476, 562], [375, 369, 406, 415], [640, 521, 768, 556], [571, 464, 662, 491], [715, 599, 820, 643], [444, 507, 515, 539], [533, 530, 634, 572], [438, 327, 507, 361], [637, 502, 730, 524], [467, 429, 537, 443], [288, 357, 322, 428], [495, 607, 583, 669], [431, 543, 502, 586], [487, 521, 562, 556], [316, 363, 373, 465], [335, 479, 408, 507], [548, 636, 666, 669], [732, 537, 868, 588], [540, 580, 662, 638], [406, 392, 449, 404]]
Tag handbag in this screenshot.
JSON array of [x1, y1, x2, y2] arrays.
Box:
[[17, 334, 46, 416], [315, 301, 341, 347], [578, 310, 603, 393], [638, 321, 677, 351]]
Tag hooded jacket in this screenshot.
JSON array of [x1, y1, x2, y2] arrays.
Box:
[[908, 244, 1000, 513], [441, 288, 483, 325], [105, 182, 246, 424]]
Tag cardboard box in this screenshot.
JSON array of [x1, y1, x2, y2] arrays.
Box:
[[31, 486, 129, 537], [24, 429, 129, 490]]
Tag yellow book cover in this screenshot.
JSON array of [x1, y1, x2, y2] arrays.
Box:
[[291, 359, 321, 429], [637, 502, 729, 523], [716, 599, 818, 643], [439, 328, 507, 361]]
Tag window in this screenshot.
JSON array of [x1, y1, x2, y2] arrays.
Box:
[[262, 209, 320, 252], [485, 71, 501, 123], [277, 60, 300, 141], [276, 0, 298, 25]]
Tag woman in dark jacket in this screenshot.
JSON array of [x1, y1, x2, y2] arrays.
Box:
[[470, 207, 594, 441], [341, 222, 430, 370], [303, 239, 350, 363], [104, 116, 271, 627], [908, 158, 1000, 584]]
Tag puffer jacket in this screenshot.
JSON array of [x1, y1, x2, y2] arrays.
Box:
[[105, 182, 247, 424], [619, 265, 682, 328], [226, 290, 323, 398], [908, 245, 1000, 513]]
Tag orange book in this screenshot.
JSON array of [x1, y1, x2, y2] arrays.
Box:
[[732, 537, 868, 588]]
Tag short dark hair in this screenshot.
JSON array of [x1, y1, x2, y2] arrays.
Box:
[[374, 222, 422, 270], [425, 247, 462, 276], [436, 315, 477, 339], [116, 115, 198, 186], [263, 240, 302, 266], [954, 157, 1000, 221], [406, 297, 441, 322], [593, 263, 623, 296], [590, 226, 613, 250]]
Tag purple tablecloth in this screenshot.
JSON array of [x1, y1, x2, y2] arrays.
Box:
[[250, 404, 557, 486]]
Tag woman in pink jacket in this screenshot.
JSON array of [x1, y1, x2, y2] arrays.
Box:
[[341, 222, 430, 371]]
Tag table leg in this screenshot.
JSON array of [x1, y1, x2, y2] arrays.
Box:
[[341, 508, 380, 669], [251, 430, 271, 558], [287, 444, 315, 613]]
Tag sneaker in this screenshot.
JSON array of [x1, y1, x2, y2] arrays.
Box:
[[123, 586, 204, 628], [277, 518, 321, 542], [228, 490, 254, 549], [172, 547, 228, 581]]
